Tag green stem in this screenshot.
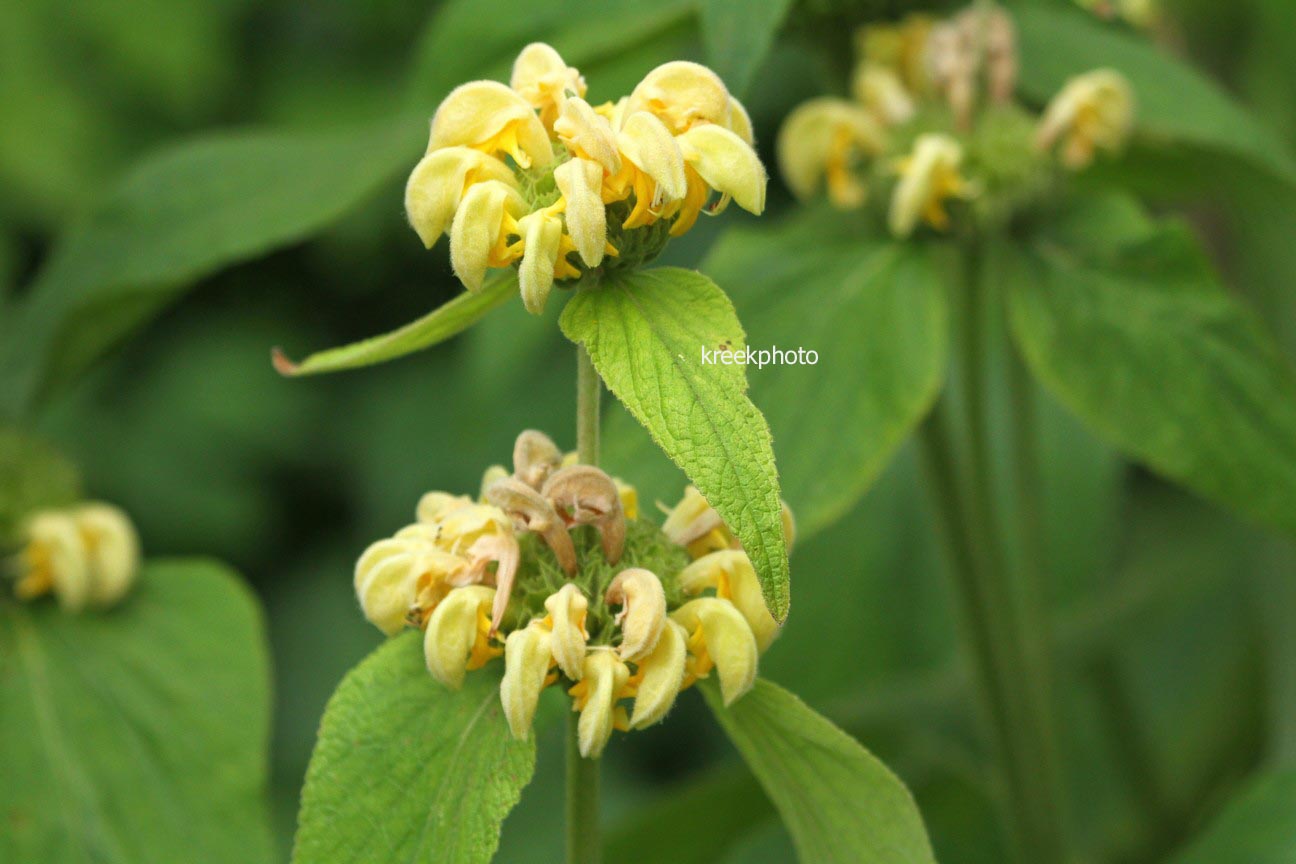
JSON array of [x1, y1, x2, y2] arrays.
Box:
[[567, 342, 602, 864], [924, 238, 1067, 863]]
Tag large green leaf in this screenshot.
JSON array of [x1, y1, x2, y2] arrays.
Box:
[[701, 679, 936, 864], [1000, 199, 1296, 538], [700, 208, 949, 538], [559, 268, 790, 620], [293, 632, 535, 864], [0, 428, 80, 546], [273, 273, 518, 377], [0, 559, 274, 864], [1172, 771, 1296, 863], [698, 0, 794, 96], [1015, 5, 1296, 191], [0, 121, 412, 415]]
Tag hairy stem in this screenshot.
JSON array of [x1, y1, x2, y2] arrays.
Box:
[[567, 342, 602, 864], [923, 238, 1068, 863]]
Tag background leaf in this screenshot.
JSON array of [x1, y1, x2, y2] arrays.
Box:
[[274, 273, 518, 377], [701, 678, 936, 864], [698, 0, 795, 97], [1172, 771, 1296, 863], [0, 427, 81, 545], [559, 268, 790, 620], [1000, 196, 1296, 537], [292, 631, 535, 864], [0, 559, 275, 864]]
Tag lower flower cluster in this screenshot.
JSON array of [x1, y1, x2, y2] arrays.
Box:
[[12, 502, 140, 612], [353, 430, 792, 757]]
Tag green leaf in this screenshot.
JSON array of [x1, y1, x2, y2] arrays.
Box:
[[700, 208, 949, 538], [293, 632, 535, 864], [274, 273, 518, 377], [559, 268, 790, 621], [1172, 771, 1296, 863], [701, 679, 936, 864], [0, 121, 412, 415], [999, 197, 1296, 538], [0, 559, 274, 864], [0, 428, 80, 547], [699, 0, 794, 96], [1015, 5, 1296, 191]]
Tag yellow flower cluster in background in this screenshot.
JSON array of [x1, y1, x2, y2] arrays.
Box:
[[778, 2, 1134, 238], [406, 44, 767, 314], [14, 502, 140, 612], [354, 430, 787, 758]]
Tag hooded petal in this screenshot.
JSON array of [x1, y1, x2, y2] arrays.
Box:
[[672, 597, 758, 705], [500, 621, 554, 739], [616, 111, 687, 202], [554, 158, 608, 267], [888, 133, 966, 238], [516, 209, 564, 315], [661, 485, 724, 547], [75, 503, 139, 607], [727, 97, 755, 145], [544, 583, 589, 680], [777, 98, 885, 207], [430, 80, 553, 168], [1037, 68, 1134, 169], [570, 650, 630, 758], [450, 180, 526, 292], [679, 550, 780, 651], [851, 63, 916, 126], [627, 61, 732, 134], [416, 491, 475, 524], [424, 585, 498, 688], [629, 620, 688, 729], [405, 147, 516, 248], [19, 511, 91, 612], [676, 124, 767, 215], [605, 568, 666, 661], [554, 96, 621, 174]]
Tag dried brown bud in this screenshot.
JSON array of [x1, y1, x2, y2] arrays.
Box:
[[486, 477, 577, 574], [512, 429, 563, 490]]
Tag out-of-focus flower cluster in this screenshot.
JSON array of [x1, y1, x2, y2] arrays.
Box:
[[405, 43, 767, 314], [778, 2, 1134, 237], [11, 502, 140, 612], [354, 430, 791, 757]]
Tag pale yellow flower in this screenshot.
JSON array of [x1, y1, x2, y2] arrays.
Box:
[[430, 80, 554, 168], [568, 649, 631, 758], [73, 503, 139, 608], [554, 96, 622, 174], [672, 597, 758, 705], [778, 98, 886, 209], [679, 550, 780, 651], [627, 619, 688, 729], [852, 63, 916, 126], [544, 583, 590, 680], [1036, 69, 1134, 169], [424, 585, 501, 688], [888, 133, 969, 238], [500, 621, 556, 739], [449, 180, 527, 292], [605, 568, 667, 661], [404, 147, 517, 249], [510, 42, 586, 130], [17, 511, 91, 612], [554, 158, 608, 268]]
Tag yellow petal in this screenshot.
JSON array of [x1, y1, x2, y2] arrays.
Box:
[[679, 550, 780, 651], [888, 133, 965, 238], [554, 158, 607, 268], [1037, 68, 1134, 169], [727, 97, 755, 145], [629, 620, 687, 729], [500, 621, 554, 740], [20, 511, 91, 612], [605, 568, 666, 661], [572, 650, 630, 758], [416, 491, 474, 524], [479, 465, 510, 501], [554, 96, 621, 174], [430, 80, 554, 167], [676, 124, 767, 215], [450, 179, 525, 292], [510, 42, 586, 129], [544, 583, 589, 680], [617, 111, 687, 203], [354, 543, 423, 635], [405, 147, 516, 248], [671, 597, 758, 705], [777, 98, 885, 206], [852, 63, 916, 126], [74, 502, 139, 607], [516, 208, 564, 315], [434, 502, 512, 555], [613, 478, 639, 520], [424, 585, 497, 688], [661, 485, 723, 548], [627, 61, 732, 134]]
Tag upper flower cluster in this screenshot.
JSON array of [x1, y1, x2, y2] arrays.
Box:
[[405, 44, 768, 314], [12, 502, 140, 612], [354, 430, 789, 757], [778, 2, 1133, 237]]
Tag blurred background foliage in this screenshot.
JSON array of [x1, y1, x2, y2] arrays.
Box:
[[3, 0, 1295, 861]]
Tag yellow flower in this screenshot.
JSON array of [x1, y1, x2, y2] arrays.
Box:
[[404, 147, 517, 249], [1036, 69, 1134, 169], [16, 511, 91, 611], [568, 649, 631, 758], [609, 111, 687, 229], [544, 583, 590, 680], [554, 158, 608, 268], [555, 96, 622, 175], [605, 568, 667, 661], [671, 124, 767, 235], [614, 479, 639, 520], [430, 80, 553, 168], [672, 597, 758, 705], [778, 98, 886, 209], [510, 43, 586, 130], [424, 585, 501, 688], [662, 486, 795, 559], [500, 621, 556, 740], [889, 133, 969, 238], [449, 179, 527, 292], [679, 550, 780, 651], [627, 619, 688, 729], [355, 534, 463, 635], [416, 491, 475, 524], [851, 63, 916, 127], [626, 61, 734, 134], [515, 205, 576, 315], [73, 503, 139, 608]]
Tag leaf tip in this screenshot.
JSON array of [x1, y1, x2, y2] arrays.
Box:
[[271, 347, 300, 377]]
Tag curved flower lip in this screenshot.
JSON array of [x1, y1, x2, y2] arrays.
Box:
[[424, 584, 498, 689], [679, 549, 780, 652], [500, 621, 554, 740], [605, 568, 666, 661], [554, 96, 622, 175], [510, 42, 586, 129], [544, 583, 590, 681], [570, 649, 631, 758], [431, 80, 555, 168], [627, 60, 733, 134], [516, 207, 565, 315], [888, 133, 968, 238], [672, 596, 758, 706], [675, 124, 767, 216], [777, 97, 885, 208], [1036, 68, 1134, 169], [617, 111, 688, 205], [554, 158, 608, 268], [450, 179, 527, 293], [628, 619, 687, 729], [405, 147, 517, 249]]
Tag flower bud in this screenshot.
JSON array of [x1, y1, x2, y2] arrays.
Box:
[[75, 503, 139, 607], [569, 650, 631, 758], [424, 585, 499, 688], [629, 620, 687, 729], [605, 568, 666, 661], [544, 583, 589, 680], [405, 147, 517, 248], [679, 550, 779, 651], [500, 621, 555, 740], [18, 511, 91, 612], [431, 80, 554, 168], [672, 597, 758, 705]]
